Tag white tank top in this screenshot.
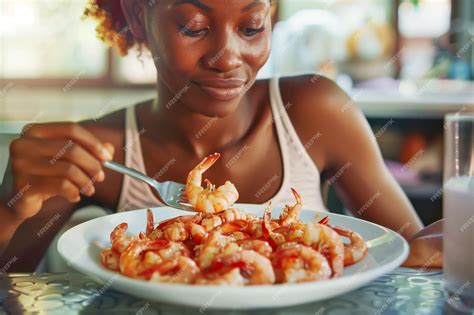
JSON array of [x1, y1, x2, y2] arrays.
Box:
[[117, 76, 327, 212]]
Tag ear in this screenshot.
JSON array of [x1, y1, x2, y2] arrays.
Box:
[[120, 0, 147, 41]]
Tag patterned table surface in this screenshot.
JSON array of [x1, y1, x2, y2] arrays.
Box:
[[0, 268, 465, 315]]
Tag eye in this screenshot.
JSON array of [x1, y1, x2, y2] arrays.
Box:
[[178, 25, 209, 37], [241, 27, 265, 37]]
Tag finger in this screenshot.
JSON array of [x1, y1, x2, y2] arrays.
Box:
[[103, 142, 115, 159], [12, 138, 104, 181], [12, 158, 96, 196], [15, 176, 81, 208], [403, 237, 442, 268], [410, 219, 444, 240], [24, 122, 113, 161]]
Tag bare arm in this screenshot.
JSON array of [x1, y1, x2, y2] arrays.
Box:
[[0, 159, 91, 271], [322, 96, 424, 239], [281, 75, 423, 238], [282, 75, 441, 267], [0, 122, 114, 271]]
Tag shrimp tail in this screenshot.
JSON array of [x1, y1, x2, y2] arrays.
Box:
[[195, 153, 220, 172], [262, 201, 284, 249], [146, 209, 154, 236], [204, 179, 214, 191], [290, 187, 301, 204], [330, 225, 368, 266], [110, 223, 128, 243], [318, 216, 330, 225]]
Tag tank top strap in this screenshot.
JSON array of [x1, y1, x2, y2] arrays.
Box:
[[268, 76, 321, 175]]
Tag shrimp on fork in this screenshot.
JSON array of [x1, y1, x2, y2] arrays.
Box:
[[184, 153, 239, 213]]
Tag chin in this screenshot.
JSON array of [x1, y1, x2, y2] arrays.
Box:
[[183, 88, 245, 118], [189, 100, 241, 118]]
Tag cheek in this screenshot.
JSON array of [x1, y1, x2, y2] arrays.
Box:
[[158, 36, 202, 76], [243, 33, 272, 73], [146, 17, 200, 79]]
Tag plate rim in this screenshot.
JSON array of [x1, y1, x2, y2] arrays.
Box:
[[57, 205, 409, 307]]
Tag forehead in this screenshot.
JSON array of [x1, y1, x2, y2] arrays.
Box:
[[164, 0, 270, 12]]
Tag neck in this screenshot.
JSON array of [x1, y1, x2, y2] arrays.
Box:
[[144, 81, 257, 158]]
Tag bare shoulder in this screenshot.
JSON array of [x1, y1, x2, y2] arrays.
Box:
[[279, 74, 348, 107], [278, 74, 377, 172]]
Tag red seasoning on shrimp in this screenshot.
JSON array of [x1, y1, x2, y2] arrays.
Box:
[[100, 156, 368, 285]]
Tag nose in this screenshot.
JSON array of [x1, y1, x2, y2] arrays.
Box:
[[202, 29, 243, 73]]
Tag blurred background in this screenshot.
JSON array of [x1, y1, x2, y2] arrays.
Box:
[[0, 0, 473, 224]]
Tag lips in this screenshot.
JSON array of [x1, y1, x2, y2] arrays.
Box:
[[193, 78, 246, 101]]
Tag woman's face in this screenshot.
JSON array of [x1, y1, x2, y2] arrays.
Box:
[[144, 0, 272, 117]]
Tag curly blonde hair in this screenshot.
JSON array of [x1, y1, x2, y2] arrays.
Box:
[[83, 0, 145, 56]]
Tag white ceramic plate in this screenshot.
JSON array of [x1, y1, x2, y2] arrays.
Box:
[[58, 205, 409, 309]]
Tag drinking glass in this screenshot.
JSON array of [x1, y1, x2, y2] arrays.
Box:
[[443, 113, 474, 312]]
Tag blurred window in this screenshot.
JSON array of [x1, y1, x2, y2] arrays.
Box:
[[275, 0, 396, 82], [277, 0, 453, 81], [398, 0, 452, 80], [112, 49, 157, 84], [0, 0, 156, 85], [0, 0, 456, 85], [0, 0, 107, 79], [399, 0, 451, 38]]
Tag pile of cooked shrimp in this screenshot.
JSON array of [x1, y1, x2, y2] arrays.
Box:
[[100, 153, 368, 285]]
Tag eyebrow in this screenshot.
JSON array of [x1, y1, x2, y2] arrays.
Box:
[[241, 0, 265, 12], [174, 0, 211, 12]]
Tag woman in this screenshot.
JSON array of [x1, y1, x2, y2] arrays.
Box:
[[0, 0, 441, 271]]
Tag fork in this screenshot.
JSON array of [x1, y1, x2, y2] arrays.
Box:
[[103, 161, 196, 212]]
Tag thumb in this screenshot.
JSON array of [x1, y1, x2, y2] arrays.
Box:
[[103, 142, 115, 160]]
